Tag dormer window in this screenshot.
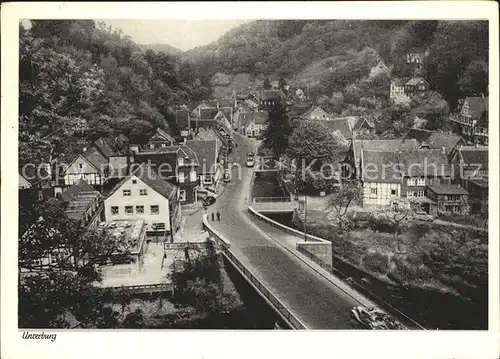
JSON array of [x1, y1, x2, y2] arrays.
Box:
[[178, 157, 184, 166]]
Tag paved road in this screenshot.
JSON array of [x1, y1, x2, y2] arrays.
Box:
[[210, 132, 365, 329]]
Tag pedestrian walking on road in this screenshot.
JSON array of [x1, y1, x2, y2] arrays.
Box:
[[211, 212, 215, 221], [216, 211, 221, 221]]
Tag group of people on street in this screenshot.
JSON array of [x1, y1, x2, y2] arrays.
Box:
[[211, 211, 221, 221]]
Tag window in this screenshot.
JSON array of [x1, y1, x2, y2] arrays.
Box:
[[140, 189, 148, 196], [125, 206, 133, 215], [407, 178, 416, 186], [178, 172, 185, 183], [111, 206, 119, 215], [370, 188, 377, 195], [179, 190, 186, 202], [150, 205, 159, 215], [417, 191, 425, 197], [406, 191, 414, 198], [136, 205, 144, 214], [417, 178, 425, 186], [161, 143, 166, 148], [204, 176, 213, 184], [132, 179, 137, 184], [391, 189, 397, 196], [178, 157, 184, 166], [123, 189, 131, 196], [79, 163, 83, 169], [190, 171, 197, 182]]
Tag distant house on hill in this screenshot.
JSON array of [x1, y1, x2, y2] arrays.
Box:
[[406, 51, 429, 66], [301, 106, 331, 121], [404, 77, 429, 96], [451, 96, 488, 145], [390, 78, 407, 100], [369, 60, 389, 79]]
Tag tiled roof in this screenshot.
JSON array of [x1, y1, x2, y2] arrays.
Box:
[[428, 185, 469, 195], [155, 128, 176, 143], [352, 117, 375, 131], [62, 179, 100, 221], [199, 108, 219, 120], [94, 138, 116, 159], [239, 111, 269, 128], [107, 163, 177, 200], [352, 139, 419, 172], [185, 140, 219, 174], [218, 98, 234, 108], [459, 146, 488, 169], [403, 128, 464, 153], [302, 106, 329, 119], [244, 99, 259, 109], [405, 77, 427, 86], [463, 96, 488, 119], [83, 147, 108, 172], [361, 149, 450, 182], [193, 128, 223, 149]]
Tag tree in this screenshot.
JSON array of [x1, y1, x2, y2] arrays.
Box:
[[376, 199, 417, 252], [457, 60, 488, 96], [326, 180, 361, 231], [18, 202, 134, 328], [263, 104, 293, 157]]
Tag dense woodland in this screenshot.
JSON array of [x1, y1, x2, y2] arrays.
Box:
[[186, 20, 488, 110], [19, 20, 212, 166]]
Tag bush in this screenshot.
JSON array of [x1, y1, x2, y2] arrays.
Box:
[[362, 251, 390, 274]]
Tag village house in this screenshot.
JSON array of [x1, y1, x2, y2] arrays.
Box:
[[176, 106, 191, 139], [390, 78, 407, 100], [61, 179, 103, 228], [360, 148, 452, 214], [259, 89, 286, 111], [426, 185, 469, 215], [192, 108, 231, 132], [451, 96, 488, 145], [132, 144, 199, 204], [402, 128, 465, 159], [238, 111, 269, 138], [301, 106, 332, 121], [142, 128, 176, 151], [104, 163, 181, 239], [348, 139, 420, 179], [185, 139, 222, 193], [369, 59, 389, 79], [450, 145, 488, 212], [404, 77, 429, 96], [62, 146, 108, 189], [406, 51, 428, 65], [232, 89, 259, 106]]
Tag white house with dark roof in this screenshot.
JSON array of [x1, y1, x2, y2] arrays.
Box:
[[238, 111, 269, 138], [63, 147, 108, 187], [301, 106, 331, 121], [390, 78, 406, 99], [104, 163, 181, 237]]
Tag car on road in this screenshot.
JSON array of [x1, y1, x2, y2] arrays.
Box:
[[203, 196, 216, 207], [245, 152, 255, 167], [223, 168, 231, 182], [351, 306, 407, 330], [413, 211, 434, 222]]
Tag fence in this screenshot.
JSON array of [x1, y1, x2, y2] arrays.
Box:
[[164, 242, 209, 250], [202, 214, 307, 330]]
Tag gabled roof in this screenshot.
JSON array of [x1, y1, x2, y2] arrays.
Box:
[[402, 128, 464, 153], [193, 128, 223, 149], [106, 163, 177, 200], [352, 139, 419, 173], [458, 146, 488, 170], [82, 147, 108, 172], [239, 111, 269, 128], [153, 128, 176, 144], [244, 99, 259, 109], [462, 96, 488, 119], [428, 185, 469, 195], [19, 174, 32, 188], [302, 106, 330, 120], [94, 138, 117, 159], [352, 117, 375, 131], [199, 107, 219, 121], [206, 99, 219, 108], [391, 78, 405, 86], [185, 140, 219, 173], [361, 148, 450, 182], [62, 179, 100, 221], [405, 77, 428, 86]]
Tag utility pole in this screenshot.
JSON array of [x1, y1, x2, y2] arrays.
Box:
[[304, 193, 307, 242]]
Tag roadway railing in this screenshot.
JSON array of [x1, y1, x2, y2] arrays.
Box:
[[202, 214, 307, 329], [252, 196, 291, 203]]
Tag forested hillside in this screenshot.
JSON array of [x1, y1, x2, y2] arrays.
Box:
[[19, 20, 212, 166], [186, 20, 488, 108]]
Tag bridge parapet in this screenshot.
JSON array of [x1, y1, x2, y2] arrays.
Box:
[[202, 214, 307, 329]]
